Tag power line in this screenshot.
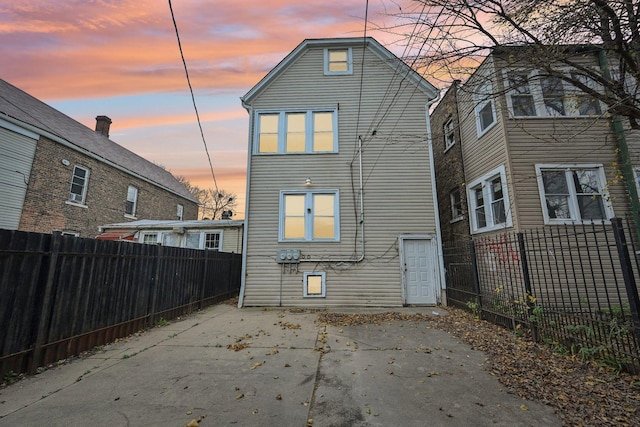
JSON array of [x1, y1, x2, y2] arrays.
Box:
[[167, 0, 220, 196]]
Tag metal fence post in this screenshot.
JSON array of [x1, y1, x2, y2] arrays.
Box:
[[611, 218, 640, 346], [470, 240, 483, 316], [148, 244, 163, 327], [29, 231, 62, 374], [517, 232, 538, 341], [199, 249, 210, 309]]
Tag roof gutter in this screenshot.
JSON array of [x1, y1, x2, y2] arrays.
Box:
[[0, 113, 198, 204]]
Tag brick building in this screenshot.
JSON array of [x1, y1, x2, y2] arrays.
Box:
[[0, 78, 198, 237], [430, 81, 470, 243]]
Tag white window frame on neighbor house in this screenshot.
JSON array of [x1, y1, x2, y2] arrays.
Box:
[[177, 204, 184, 220], [185, 230, 223, 251], [504, 68, 603, 118], [255, 109, 338, 154], [474, 79, 497, 137], [444, 117, 455, 151], [467, 165, 512, 233], [68, 165, 90, 205], [535, 164, 613, 225], [634, 167, 640, 196], [125, 185, 138, 218], [279, 190, 340, 242], [141, 232, 160, 245], [303, 271, 326, 298], [324, 48, 352, 75]]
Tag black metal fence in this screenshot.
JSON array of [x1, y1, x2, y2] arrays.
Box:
[[444, 218, 640, 373], [0, 229, 242, 379]]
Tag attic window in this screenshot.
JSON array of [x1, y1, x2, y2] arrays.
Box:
[[325, 48, 352, 75]]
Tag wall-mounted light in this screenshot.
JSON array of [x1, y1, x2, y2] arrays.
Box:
[[305, 177, 312, 185], [61, 159, 70, 166]]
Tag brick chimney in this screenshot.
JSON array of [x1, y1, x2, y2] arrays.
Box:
[[95, 115, 112, 137]]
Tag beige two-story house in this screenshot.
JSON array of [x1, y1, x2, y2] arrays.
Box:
[[239, 37, 444, 307], [432, 47, 639, 240]]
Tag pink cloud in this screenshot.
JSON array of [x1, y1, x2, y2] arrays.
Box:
[[1, 0, 387, 100]]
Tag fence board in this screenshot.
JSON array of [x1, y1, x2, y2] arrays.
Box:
[[0, 229, 241, 378]]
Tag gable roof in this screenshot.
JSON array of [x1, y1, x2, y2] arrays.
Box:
[[241, 37, 439, 107], [0, 78, 198, 203]]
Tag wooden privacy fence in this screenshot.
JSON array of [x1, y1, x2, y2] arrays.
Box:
[[0, 229, 242, 378]]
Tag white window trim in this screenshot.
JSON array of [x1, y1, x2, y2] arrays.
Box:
[[504, 68, 604, 118], [474, 80, 497, 137], [140, 231, 161, 245], [186, 229, 224, 250], [303, 271, 326, 298], [450, 188, 464, 222], [177, 204, 184, 221], [467, 165, 512, 233], [279, 190, 340, 242], [324, 48, 352, 75], [125, 185, 138, 218], [634, 167, 640, 196], [69, 165, 90, 205], [444, 117, 455, 152], [254, 109, 338, 155], [535, 163, 614, 225]]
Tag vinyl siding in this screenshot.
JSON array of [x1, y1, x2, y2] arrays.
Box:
[[506, 117, 629, 228], [457, 59, 515, 233], [0, 126, 37, 229], [243, 43, 439, 306], [220, 227, 243, 253]]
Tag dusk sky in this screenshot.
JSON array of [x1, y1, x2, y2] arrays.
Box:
[[1, 0, 419, 218]]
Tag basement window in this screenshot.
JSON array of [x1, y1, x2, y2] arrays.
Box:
[[303, 272, 326, 298]]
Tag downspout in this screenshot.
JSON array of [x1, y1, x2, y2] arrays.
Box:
[[237, 103, 253, 308], [598, 50, 640, 243], [425, 94, 446, 304]]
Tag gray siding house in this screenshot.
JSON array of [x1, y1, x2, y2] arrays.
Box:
[[239, 37, 444, 307], [0, 78, 199, 237], [431, 48, 639, 239]]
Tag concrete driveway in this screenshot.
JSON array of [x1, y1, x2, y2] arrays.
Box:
[[0, 304, 560, 426]]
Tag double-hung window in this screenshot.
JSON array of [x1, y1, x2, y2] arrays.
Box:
[[177, 204, 184, 220], [324, 48, 352, 75], [141, 232, 159, 245], [474, 80, 497, 137], [125, 185, 138, 217], [467, 166, 512, 233], [450, 188, 464, 221], [186, 230, 222, 250], [69, 165, 89, 204], [444, 118, 455, 151], [536, 164, 612, 224], [569, 72, 602, 116], [256, 109, 337, 154], [280, 190, 339, 242], [505, 69, 603, 117]]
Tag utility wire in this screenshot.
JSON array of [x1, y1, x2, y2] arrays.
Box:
[[168, 0, 220, 196]]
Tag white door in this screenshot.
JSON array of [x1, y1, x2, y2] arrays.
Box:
[[402, 238, 437, 305]]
